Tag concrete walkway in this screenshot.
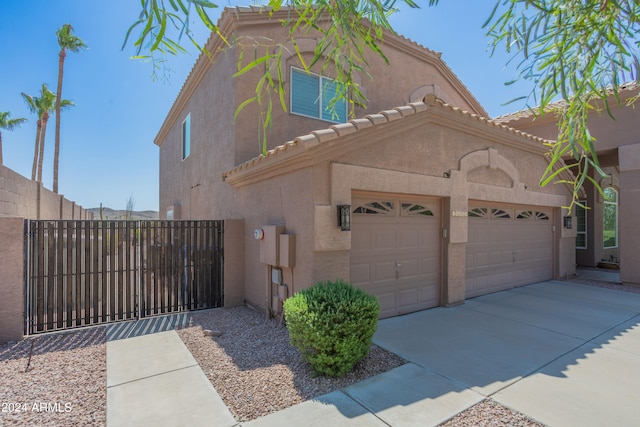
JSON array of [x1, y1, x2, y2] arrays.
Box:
[[106, 281, 640, 426], [106, 330, 237, 427]]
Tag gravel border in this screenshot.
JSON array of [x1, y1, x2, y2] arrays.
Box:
[[0, 327, 106, 427], [176, 306, 405, 422]]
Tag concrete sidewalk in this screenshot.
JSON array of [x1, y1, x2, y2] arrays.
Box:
[[106, 330, 237, 427]]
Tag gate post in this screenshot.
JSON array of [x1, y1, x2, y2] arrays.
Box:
[[0, 217, 26, 343]]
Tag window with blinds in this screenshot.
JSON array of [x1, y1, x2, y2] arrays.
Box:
[[291, 67, 347, 123]]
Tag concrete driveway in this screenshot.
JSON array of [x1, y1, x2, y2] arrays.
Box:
[[246, 280, 640, 426]]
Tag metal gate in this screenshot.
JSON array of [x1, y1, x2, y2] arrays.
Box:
[[24, 220, 224, 334]]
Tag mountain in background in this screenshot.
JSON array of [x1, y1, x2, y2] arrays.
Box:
[[87, 207, 159, 220]]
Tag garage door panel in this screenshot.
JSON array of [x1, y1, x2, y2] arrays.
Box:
[[351, 228, 371, 251], [399, 230, 419, 248], [399, 288, 418, 307], [351, 196, 441, 318], [350, 263, 370, 285], [375, 261, 396, 281], [466, 203, 553, 299], [374, 229, 396, 250], [373, 292, 395, 317]]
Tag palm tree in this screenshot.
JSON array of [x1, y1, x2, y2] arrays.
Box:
[[22, 85, 73, 183], [22, 90, 45, 180], [53, 23, 86, 194], [0, 112, 27, 165], [23, 85, 54, 182]]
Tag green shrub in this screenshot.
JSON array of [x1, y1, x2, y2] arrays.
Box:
[[283, 279, 380, 377]]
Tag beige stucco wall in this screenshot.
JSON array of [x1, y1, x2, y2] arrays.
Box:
[[0, 164, 90, 220], [620, 143, 640, 284], [158, 47, 238, 221], [156, 9, 580, 311], [223, 219, 246, 307], [158, 8, 489, 222], [233, 167, 315, 310], [230, 18, 485, 166], [507, 91, 639, 283], [227, 104, 575, 309], [0, 217, 25, 344]]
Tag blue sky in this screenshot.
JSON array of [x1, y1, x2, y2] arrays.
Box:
[[1, 1, 533, 211]]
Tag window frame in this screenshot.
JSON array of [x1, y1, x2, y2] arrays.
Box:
[[290, 67, 347, 123], [182, 113, 191, 160], [603, 188, 618, 249], [576, 201, 587, 249]]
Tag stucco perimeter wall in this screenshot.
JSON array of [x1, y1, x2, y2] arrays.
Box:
[[0, 164, 91, 220], [0, 217, 25, 344]]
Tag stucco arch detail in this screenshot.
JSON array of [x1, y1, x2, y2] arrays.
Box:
[[596, 171, 620, 202], [458, 148, 520, 188], [409, 84, 453, 105]]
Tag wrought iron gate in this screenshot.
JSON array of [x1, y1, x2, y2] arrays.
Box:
[[24, 220, 223, 334]]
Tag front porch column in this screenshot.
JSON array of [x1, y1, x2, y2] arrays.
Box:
[[619, 143, 640, 285]]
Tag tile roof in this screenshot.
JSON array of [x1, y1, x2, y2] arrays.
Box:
[[494, 81, 639, 124], [222, 96, 549, 181]]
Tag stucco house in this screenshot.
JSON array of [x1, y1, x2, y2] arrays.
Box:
[[154, 7, 578, 318], [498, 82, 640, 286]]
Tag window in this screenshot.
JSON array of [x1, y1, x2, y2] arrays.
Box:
[[182, 113, 191, 160], [353, 201, 394, 215], [576, 201, 587, 249], [290, 68, 347, 123], [603, 188, 618, 248]]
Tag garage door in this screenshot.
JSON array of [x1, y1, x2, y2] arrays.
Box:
[[350, 197, 441, 318], [465, 203, 553, 298]]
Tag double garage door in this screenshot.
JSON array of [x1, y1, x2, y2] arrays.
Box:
[[465, 203, 554, 298], [350, 197, 555, 318], [350, 197, 441, 318]]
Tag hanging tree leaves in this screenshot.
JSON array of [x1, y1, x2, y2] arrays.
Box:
[[122, 0, 640, 209]]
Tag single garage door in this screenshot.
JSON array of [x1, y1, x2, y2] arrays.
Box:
[[350, 196, 441, 318], [465, 203, 553, 298]]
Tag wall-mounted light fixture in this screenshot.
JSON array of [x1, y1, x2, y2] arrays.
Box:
[[563, 215, 573, 229], [337, 204, 351, 231]]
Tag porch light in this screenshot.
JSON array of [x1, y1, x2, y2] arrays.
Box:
[[337, 205, 351, 231], [564, 215, 573, 229]]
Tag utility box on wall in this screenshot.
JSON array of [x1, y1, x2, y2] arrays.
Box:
[[279, 234, 296, 268], [259, 225, 285, 265]]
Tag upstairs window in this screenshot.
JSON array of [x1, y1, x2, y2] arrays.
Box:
[[182, 113, 191, 160], [290, 67, 347, 123], [603, 188, 618, 248]]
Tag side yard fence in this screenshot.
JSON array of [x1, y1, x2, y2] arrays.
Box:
[[0, 218, 245, 343]]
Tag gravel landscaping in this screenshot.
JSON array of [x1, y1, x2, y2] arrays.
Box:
[[1, 271, 636, 426], [176, 305, 406, 422], [0, 327, 106, 427]]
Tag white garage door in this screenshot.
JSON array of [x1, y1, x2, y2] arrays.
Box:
[[466, 203, 553, 298], [350, 197, 441, 318]]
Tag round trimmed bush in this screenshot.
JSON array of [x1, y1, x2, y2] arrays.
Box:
[[283, 279, 380, 377]]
